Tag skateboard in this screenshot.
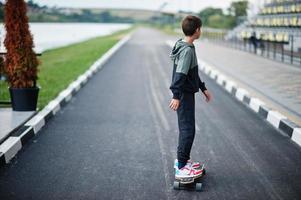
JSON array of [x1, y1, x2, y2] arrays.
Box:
[[173, 163, 206, 192]]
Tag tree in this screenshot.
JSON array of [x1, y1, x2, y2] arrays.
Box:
[[0, 2, 3, 21], [0, 56, 4, 78], [207, 14, 236, 29], [99, 11, 112, 22], [199, 7, 223, 26], [4, 0, 40, 88], [198, 6, 236, 29], [228, 1, 248, 17]]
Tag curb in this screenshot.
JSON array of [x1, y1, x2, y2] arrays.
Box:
[[165, 40, 301, 148], [0, 32, 133, 167]]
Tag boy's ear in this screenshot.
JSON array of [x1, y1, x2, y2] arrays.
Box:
[[194, 27, 200, 35]]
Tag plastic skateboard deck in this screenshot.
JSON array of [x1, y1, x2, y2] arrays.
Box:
[[173, 163, 206, 191]]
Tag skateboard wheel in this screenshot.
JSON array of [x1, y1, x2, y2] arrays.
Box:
[[173, 181, 180, 190], [196, 183, 202, 191]]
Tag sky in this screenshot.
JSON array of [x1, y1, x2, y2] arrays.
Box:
[[22, 0, 262, 13]]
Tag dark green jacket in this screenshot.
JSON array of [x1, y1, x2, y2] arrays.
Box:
[[169, 38, 207, 99]]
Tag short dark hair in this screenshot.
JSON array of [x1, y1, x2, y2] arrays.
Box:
[[181, 15, 202, 36]]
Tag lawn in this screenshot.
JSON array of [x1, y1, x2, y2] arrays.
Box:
[[0, 26, 135, 110]]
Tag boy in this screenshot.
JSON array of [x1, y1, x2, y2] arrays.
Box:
[[169, 15, 212, 179]]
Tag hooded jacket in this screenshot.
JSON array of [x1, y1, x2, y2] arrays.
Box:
[[169, 38, 207, 100]]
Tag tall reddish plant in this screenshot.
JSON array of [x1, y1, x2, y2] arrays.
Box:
[[0, 56, 4, 77], [4, 0, 40, 88]]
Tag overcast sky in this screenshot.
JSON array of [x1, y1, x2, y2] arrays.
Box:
[[21, 0, 262, 13]]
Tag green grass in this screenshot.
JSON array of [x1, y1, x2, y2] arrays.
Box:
[[0, 26, 135, 110]]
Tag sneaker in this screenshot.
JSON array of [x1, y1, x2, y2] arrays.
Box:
[[175, 163, 203, 180], [174, 159, 201, 169]]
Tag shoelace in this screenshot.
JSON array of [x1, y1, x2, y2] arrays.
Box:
[[180, 166, 200, 175]]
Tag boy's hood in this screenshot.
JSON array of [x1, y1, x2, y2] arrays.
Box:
[[169, 38, 194, 61]]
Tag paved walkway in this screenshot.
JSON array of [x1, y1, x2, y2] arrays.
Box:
[[0, 108, 35, 143], [0, 27, 300, 199]]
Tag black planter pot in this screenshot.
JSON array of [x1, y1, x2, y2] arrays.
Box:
[[9, 87, 40, 111]]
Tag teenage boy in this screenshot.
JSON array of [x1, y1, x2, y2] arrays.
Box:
[[169, 15, 212, 179]]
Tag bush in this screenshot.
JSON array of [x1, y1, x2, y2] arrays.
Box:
[[4, 0, 40, 88]]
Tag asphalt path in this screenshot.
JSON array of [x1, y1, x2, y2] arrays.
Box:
[[0, 27, 300, 200]]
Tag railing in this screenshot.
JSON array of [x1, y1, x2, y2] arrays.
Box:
[[202, 29, 301, 67]]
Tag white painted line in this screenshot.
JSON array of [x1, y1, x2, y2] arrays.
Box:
[[19, 126, 34, 139], [147, 63, 171, 131], [95, 55, 109, 69], [198, 60, 205, 71], [82, 74, 88, 83], [68, 81, 81, 92], [94, 59, 102, 66], [151, 48, 171, 91], [90, 64, 99, 73], [84, 69, 93, 78], [165, 40, 174, 47], [249, 98, 265, 113], [0, 137, 22, 163], [25, 114, 45, 133], [235, 88, 249, 102], [292, 128, 301, 146], [217, 74, 226, 86], [58, 89, 72, 102], [74, 80, 82, 91], [225, 80, 237, 93], [38, 106, 53, 119], [203, 65, 212, 75], [45, 99, 61, 115], [209, 69, 219, 79], [54, 94, 65, 106], [197, 59, 206, 69], [196, 123, 200, 132], [77, 74, 88, 84], [267, 111, 287, 128]]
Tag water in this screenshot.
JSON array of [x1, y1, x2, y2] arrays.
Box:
[[0, 22, 132, 53]]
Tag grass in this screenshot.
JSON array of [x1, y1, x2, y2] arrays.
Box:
[[0, 26, 135, 110]]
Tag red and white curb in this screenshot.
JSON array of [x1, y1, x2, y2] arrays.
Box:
[[0, 32, 133, 167], [165, 40, 301, 148]]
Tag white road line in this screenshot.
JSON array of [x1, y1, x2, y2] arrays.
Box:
[[146, 61, 171, 131], [145, 83, 173, 200], [196, 123, 200, 132], [151, 48, 171, 90]]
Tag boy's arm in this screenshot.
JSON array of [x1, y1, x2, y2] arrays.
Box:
[[198, 76, 207, 92], [169, 48, 192, 100]]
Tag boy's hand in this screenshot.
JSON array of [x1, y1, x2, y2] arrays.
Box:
[[169, 98, 180, 111], [203, 90, 212, 102]]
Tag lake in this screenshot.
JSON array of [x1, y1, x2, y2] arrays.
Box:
[[0, 23, 132, 53]]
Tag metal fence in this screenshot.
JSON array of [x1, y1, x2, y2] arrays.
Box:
[[202, 29, 301, 67]]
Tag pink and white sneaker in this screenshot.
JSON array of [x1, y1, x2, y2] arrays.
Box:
[[174, 159, 201, 169], [175, 163, 203, 182]]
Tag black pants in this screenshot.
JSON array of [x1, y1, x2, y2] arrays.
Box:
[[176, 92, 195, 163]]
